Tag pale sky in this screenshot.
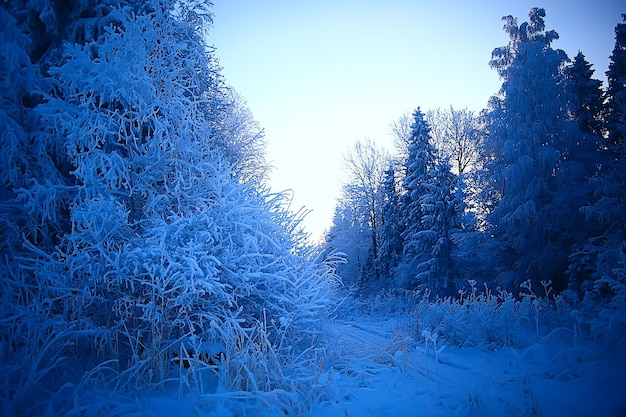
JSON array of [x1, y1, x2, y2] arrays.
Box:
[[209, 1, 624, 241]]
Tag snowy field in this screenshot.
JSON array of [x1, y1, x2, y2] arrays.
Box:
[[136, 301, 626, 417]]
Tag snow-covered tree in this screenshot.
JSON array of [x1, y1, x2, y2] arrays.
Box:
[[390, 111, 413, 160], [377, 164, 404, 280], [426, 107, 483, 175], [214, 88, 269, 184], [338, 139, 389, 283], [569, 15, 626, 296], [566, 52, 606, 137], [392, 107, 483, 176], [597, 13, 626, 245], [562, 51, 611, 292], [410, 158, 466, 294], [605, 14, 626, 151], [485, 8, 581, 291], [324, 199, 372, 288], [396, 108, 438, 288]]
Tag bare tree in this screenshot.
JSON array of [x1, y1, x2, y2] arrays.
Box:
[[390, 111, 413, 160], [426, 106, 482, 175], [341, 138, 390, 281]]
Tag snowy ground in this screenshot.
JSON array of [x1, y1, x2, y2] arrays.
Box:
[[140, 311, 626, 417], [304, 317, 626, 417]]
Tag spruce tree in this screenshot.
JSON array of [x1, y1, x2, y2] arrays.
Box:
[[396, 108, 438, 289], [413, 158, 464, 294], [485, 8, 579, 291], [563, 51, 610, 291], [605, 14, 626, 151], [571, 15, 626, 294], [572, 15, 626, 336], [567, 52, 605, 137], [378, 164, 403, 279]]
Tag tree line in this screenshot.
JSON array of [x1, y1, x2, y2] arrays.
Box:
[[324, 8, 626, 300]]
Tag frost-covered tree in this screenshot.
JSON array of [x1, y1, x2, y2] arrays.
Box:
[[566, 52, 606, 137], [485, 8, 581, 291], [396, 108, 439, 288], [598, 13, 626, 238], [410, 158, 466, 294], [390, 111, 413, 159], [426, 107, 483, 175], [377, 164, 404, 280], [562, 51, 611, 291], [339, 139, 389, 283], [401, 109, 438, 227], [324, 199, 372, 288], [0, 7, 44, 255], [392, 108, 483, 176], [605, 14, 626, 151], [569, 15, 626, 296]]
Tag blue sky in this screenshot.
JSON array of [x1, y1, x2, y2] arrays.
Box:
[[209, 1, 624, 241]]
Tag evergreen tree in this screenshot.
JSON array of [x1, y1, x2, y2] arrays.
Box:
[[412, 158, 465, 294], [378, 164, 403, 279], [570, 15, 626, 294], [600, 13, 626, 236], [401, 109, 438, 240], [605, 14, 626, 151], [485, 8, 580, 291], [566, 52, 605, 137], [563, 51, 611, 291], [396, 108, 438, 289]]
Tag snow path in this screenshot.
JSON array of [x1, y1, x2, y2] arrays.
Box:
[[301, 316, 626, 417]]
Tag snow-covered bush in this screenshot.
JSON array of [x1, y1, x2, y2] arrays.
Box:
[[347, 280, 582, 351], [0, 1, 340, 415], [413, 280, 581, 349]]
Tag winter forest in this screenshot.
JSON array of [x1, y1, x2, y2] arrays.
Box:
[[1, 1, 625, 416]]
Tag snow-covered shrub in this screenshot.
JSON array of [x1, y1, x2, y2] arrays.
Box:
[[0, 1, 340, 415], [350, 280, 577, 351], [412, 280, 581, 349]]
